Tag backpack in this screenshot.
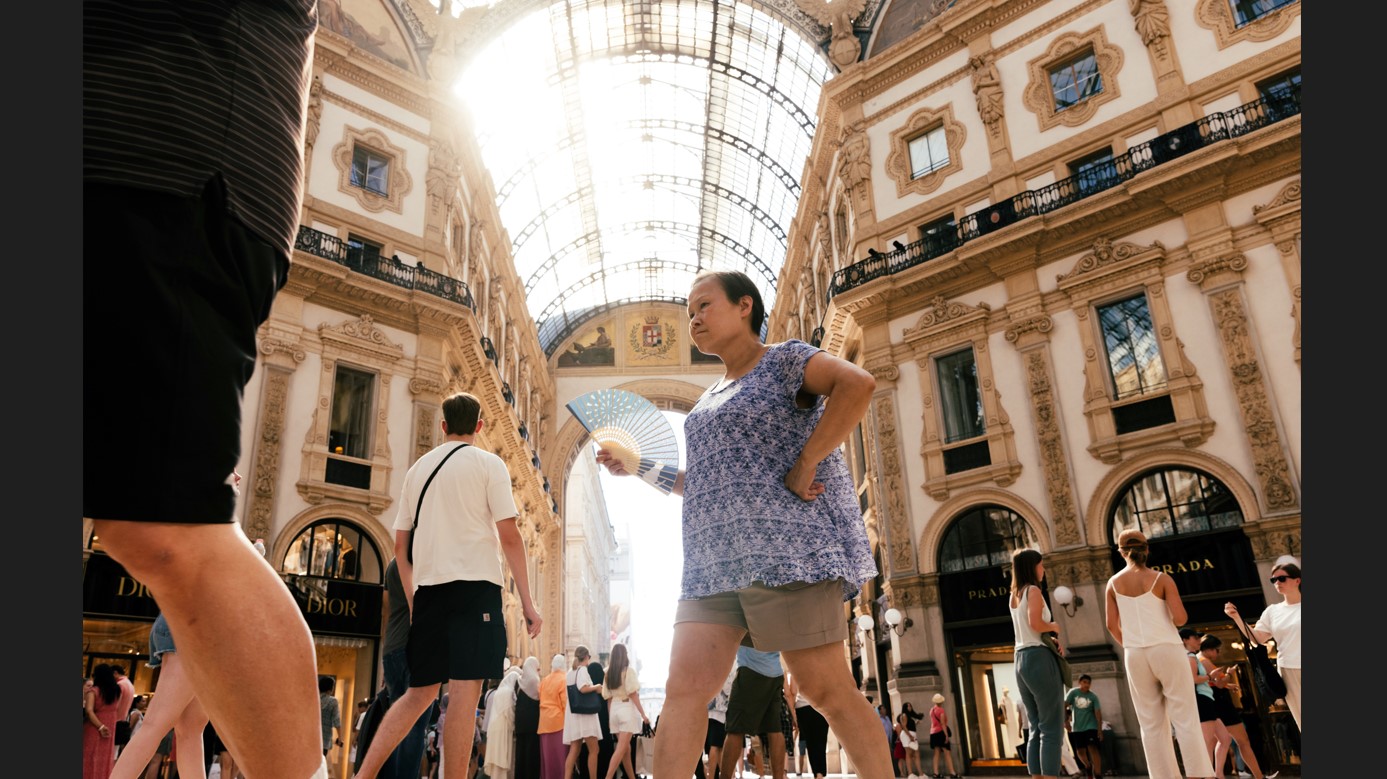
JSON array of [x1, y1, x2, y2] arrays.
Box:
[[352, 686, 393, 773]]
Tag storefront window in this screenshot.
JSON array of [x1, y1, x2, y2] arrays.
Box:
[[938, 505, 1037, 574], [282, 520, 384, 584], [1108, 467, 1244, 542]]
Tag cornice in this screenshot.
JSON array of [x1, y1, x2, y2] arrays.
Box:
[[322, 88, 430, 146]]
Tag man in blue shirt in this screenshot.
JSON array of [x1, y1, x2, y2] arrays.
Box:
[[720, 647, 788, 779]]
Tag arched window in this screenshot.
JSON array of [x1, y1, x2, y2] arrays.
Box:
[[938, 505, 1038, 574], [1108, 467, 1244, 542], [281, 519, 384, 584]]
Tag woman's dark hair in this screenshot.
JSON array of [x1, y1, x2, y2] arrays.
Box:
[[693, 269, 765, 336], [1200, 634, 1223, 652], [92, 664, 120, 705], [605, 642, 630, 693], [1010, 549, 1044, 594]]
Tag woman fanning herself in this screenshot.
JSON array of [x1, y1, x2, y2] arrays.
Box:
[[1225, 558, 1301, 731], [1105, 529, 1213, 778], [1008, 550, 1065, 779], [595, 270, 888, 779], [600, 643, 650, 779]]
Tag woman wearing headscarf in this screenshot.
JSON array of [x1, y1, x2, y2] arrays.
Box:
[[539, 654, 569, 779], [515, 657, 543, 779], [486, 668, 522, 779]]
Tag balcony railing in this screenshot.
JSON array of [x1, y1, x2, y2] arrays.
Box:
[[293, 227, 475, 311], [829, 87, 1300, 299]]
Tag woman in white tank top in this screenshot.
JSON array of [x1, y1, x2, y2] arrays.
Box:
[[1008, 549, 1064, 779], [1104, 529, 1214, 778]]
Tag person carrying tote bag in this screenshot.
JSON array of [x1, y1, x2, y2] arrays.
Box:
[[1225, 557, 1301, 731]]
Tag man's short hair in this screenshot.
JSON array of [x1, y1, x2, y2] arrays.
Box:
[[442, 392, 482, 435], [113, 665, 127, 676], [319, 675, 334, 693], [1078, 674, 1092, 682]]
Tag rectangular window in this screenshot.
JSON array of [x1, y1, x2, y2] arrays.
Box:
[[907, 126, 949, 179], [919, 215, 959, 254], [345, 234, 384, 268], [1231, 0, 1297, 27], [1257, 67, 1301, 101], [1097, 294, 1167, 400], [1070, 148, 1117, 194], [1050, 50, 1102, 111], [936, 348, 984, 443], [329, 365, 375, 459], [351, 146, 391, 195]]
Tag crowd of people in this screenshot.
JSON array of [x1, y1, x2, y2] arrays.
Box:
[[82, 8, 1303, 770]]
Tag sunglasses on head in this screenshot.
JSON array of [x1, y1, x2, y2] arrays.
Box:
[[1269, 575, 1293, 583]]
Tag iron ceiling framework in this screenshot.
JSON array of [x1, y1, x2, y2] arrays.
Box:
[[457, 0, 834, 355]]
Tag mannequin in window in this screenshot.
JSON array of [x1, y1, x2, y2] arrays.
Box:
[[999, 688, 1020, 758]]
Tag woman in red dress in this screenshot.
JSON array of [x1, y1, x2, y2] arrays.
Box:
[[84, 663, 123, 779]]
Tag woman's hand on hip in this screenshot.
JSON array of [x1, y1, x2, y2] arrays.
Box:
[[784, 460, 825, 501]]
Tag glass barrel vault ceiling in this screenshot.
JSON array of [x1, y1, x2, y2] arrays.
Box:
[[456, 0, 834, 355]]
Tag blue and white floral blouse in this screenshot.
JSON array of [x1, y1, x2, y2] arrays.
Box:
[[680, 339, 877, 601]]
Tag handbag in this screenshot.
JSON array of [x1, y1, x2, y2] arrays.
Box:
[[567, 681, 604, 715], [407, 443, 469, 563], [1040, 631, 1073, 688], [1230, 610, 1287, 703]]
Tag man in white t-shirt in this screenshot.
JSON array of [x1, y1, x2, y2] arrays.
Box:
[[354, 392, 544, 779]]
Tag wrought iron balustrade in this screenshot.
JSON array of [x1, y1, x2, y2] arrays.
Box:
[[829, 88, 1299, 299], [293, 226, 475, 311]]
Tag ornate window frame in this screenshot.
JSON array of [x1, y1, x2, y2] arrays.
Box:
[[1057, 239, 1215, 464], [332, 126, 412, 214], [1024, 27, 1124, 131], [885, 104, 966, 198], [1196, 0, 1300, 50], [903, 296, 1021, 500], [297, 315, 405, 514]]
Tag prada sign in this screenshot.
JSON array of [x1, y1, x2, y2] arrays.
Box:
[[1105, 529, 1259, 598], [939, 566, 1035, 625]]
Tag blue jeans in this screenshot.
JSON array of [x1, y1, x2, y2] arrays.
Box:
[[1016, 646, 1064, 777], [381, 648, 432, 779]]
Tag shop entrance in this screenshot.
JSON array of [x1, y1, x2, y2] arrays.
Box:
[[950, 642, 1023, 769]]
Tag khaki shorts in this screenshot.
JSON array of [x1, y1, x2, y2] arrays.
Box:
[[674, 579, 847, 652]]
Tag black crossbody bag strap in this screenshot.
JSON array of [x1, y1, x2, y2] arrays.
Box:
[[408, 443, 469, 563]]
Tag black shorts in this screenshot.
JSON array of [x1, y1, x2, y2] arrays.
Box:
[[724, 667, 784, 736], [706, 718, 727, 753], [1213, 687, 1242, 727], [84, 177, 288, 523], [929, 731, 949, 750], [1196, 693, 1219, 723], [1068, 729, 1100, 749], [407, 580, 507, 685]]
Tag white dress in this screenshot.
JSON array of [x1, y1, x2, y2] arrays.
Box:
[[562, 666, 603, 743]]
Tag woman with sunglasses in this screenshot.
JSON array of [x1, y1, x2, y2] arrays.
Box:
[[1224, 558, 1302, 731]]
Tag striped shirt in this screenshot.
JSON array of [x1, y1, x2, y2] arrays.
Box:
[[84, 0, 318, 257]]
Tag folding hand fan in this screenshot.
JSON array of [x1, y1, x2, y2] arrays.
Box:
[[565, 388, 680, 494]]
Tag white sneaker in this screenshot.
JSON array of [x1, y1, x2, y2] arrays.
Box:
[[1237, 772, 1252, 778]]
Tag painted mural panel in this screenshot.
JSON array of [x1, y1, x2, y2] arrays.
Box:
[[321, 0, 413, 72], [557, 321, 616, 367]]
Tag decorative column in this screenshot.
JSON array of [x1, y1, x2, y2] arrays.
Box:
[[1186, 255, 1300, 516], [248, 329, 307, 543]]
